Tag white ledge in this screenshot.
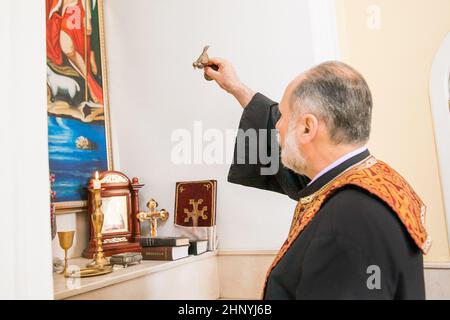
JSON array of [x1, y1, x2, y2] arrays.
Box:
[[53, 251, 217, 300], [217, 251, 450, 269], [424, 261, 450, 270], [217, 250, 278, 256]]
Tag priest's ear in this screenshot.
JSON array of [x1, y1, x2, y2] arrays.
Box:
[[297, 114, 319, 143]]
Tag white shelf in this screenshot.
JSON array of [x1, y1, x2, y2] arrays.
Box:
[[53, 251, 218, 300]]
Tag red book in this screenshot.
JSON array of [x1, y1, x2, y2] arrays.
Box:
[[174, 180, 217, 227]]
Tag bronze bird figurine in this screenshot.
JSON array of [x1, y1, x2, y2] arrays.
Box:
[[193, 45, 219, 81]]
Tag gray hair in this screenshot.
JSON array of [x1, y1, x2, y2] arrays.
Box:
[[291, 61, 373, 145]]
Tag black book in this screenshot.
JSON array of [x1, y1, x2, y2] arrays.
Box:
[[188, 240, 208, 255], [140, 236, 190, 247]]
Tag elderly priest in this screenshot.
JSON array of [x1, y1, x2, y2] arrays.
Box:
[[205, 60, 431, 300]]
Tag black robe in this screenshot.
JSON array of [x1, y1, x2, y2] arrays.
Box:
[[228, 93, 426, 300]]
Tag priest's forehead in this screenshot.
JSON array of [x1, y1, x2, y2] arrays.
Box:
[[287, 74, 306, 96], [283, 74, 306, 112]]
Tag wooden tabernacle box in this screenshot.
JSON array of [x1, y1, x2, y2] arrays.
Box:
[[83, 171, 143, 258]]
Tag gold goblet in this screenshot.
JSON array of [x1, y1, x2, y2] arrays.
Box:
[[57, 231, 75, 278]]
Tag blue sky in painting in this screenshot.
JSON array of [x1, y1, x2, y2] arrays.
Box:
[[48, 115, 108, 202]]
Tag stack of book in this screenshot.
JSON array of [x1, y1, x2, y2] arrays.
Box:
[[140, 237, 209, 261], [140, 237, 189, 261]]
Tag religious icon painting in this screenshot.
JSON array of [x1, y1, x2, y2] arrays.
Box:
[[46, 0, 113, 213], [430, 32, 450, 246]]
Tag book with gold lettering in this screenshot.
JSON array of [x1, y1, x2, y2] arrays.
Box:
[[141, 245, 189, 261], [174, 180, 218, 251]]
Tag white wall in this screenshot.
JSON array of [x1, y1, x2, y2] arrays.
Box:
[[0, 0, 54, 299], [104, 0, 322, 250]]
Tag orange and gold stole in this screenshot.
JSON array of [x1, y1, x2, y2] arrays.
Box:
[[262, 155, 431, 298]]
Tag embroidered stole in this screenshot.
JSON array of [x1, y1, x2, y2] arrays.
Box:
[[262, 156, 431, 299]]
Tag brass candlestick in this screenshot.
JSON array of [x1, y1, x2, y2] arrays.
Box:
[[57, 231, 75, 278], [88, 188, 110, 269]]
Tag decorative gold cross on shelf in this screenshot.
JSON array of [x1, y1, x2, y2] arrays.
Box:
[[136, 199, 169, 237]]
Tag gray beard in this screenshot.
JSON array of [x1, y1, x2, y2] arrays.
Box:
[[279, 123, 308, 176]]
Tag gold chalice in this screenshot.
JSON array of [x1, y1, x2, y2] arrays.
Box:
[[57, 231, 75, 278]]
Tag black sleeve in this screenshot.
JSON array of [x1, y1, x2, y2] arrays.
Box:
[[227, 93, 310, 200]]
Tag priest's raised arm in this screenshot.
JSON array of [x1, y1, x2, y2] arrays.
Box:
[[204, 58, 310, 201]]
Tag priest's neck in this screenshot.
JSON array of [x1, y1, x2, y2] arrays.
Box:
[[305, 144, 368, 184]]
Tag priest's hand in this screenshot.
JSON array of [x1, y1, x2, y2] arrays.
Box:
[[205, 57, 256, 108]]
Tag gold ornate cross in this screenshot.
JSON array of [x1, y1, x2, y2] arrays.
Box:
[[137, 199, 169, 237], [184, 199, 208, 227]]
